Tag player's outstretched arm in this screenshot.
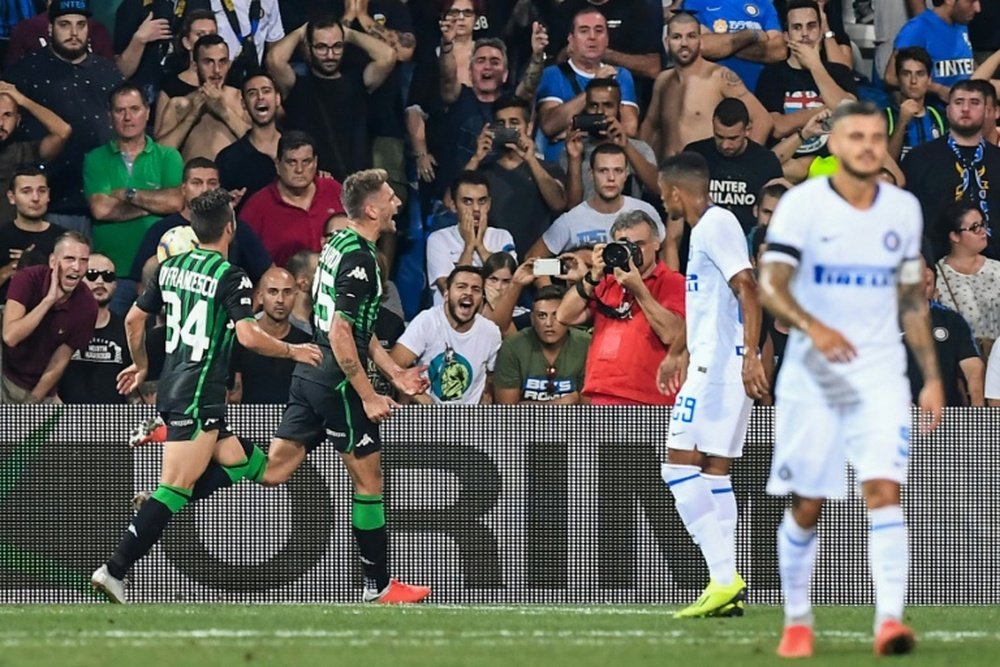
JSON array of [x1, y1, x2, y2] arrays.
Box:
[[758, 260, 856, 362], [234, 319, 322, 366], [730, 269, 769, 399], [331, 315, 397, 421], [369, 334, 429, 396], [898, 277, 944, 431], [116, 304, 151, 395]]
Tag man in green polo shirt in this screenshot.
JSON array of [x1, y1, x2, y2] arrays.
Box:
[[84, 81, 183, 314], [494, 285, 591, 404]]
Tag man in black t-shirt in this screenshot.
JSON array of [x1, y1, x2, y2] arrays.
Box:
[[230, 267, 312, 404], [58, 253, 131, 404], [904, 80, 1000, 260], [264, 17, 397, 180], [0, 168, 65, 302], [685, 98, 783, 233], [906, 259, 984, 406], [755, 0, 856, 164]]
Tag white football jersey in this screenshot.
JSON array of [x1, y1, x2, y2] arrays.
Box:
[[762, 178, 924, 404], [686, 205, 753, 379]]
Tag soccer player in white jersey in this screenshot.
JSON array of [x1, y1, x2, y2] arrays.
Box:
[[657, 151, 769, 619], [758, 101, 944, 659]]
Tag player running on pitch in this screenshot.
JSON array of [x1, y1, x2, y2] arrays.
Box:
[[91, 188, 322, 602]]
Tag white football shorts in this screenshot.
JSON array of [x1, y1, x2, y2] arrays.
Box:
[[766, 384, 911, 498], [667, 368, 753, 458]]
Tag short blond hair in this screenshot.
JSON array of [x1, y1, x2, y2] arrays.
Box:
[[341, 169, 389, 220]]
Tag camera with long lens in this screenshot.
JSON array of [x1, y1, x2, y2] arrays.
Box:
[[602, 240, 642, 274], [571, 113, 609, 137]]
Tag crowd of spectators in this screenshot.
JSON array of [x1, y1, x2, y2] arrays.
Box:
[[0, 0, 998, 409]]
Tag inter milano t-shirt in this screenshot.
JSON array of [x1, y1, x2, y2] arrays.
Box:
[[894, 10, 974, 89]]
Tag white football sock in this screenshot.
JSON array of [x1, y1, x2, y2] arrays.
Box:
[[662, 463, 735, 586], [868, 505, 908, 631], [778, 509, 818, 626], [702, 473, 738, 567]]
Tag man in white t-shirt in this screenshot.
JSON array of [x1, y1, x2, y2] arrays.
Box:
[[656, 152, 769, 619], [426, 170, 516, 304], [758, 101, 944, 659], [392, 265, 501, 403], [528, 143, 662, 258]]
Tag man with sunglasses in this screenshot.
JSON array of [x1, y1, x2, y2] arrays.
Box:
[[58, 253, 132, 404]]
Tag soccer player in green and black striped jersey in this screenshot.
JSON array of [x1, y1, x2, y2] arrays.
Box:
[[91, 189, 322, 603], [266, 169, 433, 603]]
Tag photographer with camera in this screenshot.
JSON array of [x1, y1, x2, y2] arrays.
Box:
[[561, 78, 658, 210], [464, 95, 567, 259], [556, 209, 685, 406]]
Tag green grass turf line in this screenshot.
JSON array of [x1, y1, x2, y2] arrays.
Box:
[[0, 605, 998, 667]]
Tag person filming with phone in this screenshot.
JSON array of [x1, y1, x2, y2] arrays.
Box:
[[556, 209, 685, 406], [463, 95, 566, 259]]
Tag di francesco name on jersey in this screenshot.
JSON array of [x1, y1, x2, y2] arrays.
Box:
[[160, 264, 221, 299]]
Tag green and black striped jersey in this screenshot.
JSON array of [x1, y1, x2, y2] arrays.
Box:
[[136, 249, 255, 418], [294, 228, 382, 389]]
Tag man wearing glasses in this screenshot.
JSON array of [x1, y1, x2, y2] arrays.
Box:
[[265, 15, 397, 180], [58, 253, 132, 404]]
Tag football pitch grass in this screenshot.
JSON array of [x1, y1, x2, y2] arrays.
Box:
[[1, 605, 999, 667]]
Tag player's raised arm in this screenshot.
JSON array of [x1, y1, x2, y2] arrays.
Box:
[[897, 259, 944, 431]]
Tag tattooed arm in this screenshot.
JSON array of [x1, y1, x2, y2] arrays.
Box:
[[720, 67, 774, 146], [758, 260, 857, 363], [331, 313, 379, 401], [898, 272, 944, 428]]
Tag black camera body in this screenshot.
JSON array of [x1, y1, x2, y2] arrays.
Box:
[[602, 240, 642, 274], [572, 113, 608, 136], [491, 126, 521, 146]]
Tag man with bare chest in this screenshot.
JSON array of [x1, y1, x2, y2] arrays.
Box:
[[641, 12, 772, 162], [155, 34, 250, 161]]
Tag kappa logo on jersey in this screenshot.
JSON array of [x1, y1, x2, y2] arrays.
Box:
[[348, 266, 369, 282], [239, 276, 253, 290], [356, 433, 375, 449]]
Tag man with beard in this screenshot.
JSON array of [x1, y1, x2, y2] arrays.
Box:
[[494, 285, 591, 404], [641, 12, 773, 162], [240, 131, 345, 267], [903, 79, 1000, 259], [4, 0, 124, 237], [266, 16, 396, 180], [58, 253, 132, 404], [216, 73, 281, 207], [685, 98, 783, 233], [392, 265, 501, 403], [1, 231, 98, 403], [0, 82, 72, 224], [155, 34, 250, 162], [0, 168, 66, 302], [528, 143, 662, 258], [84, 82, 184, 315], [229, 267, 312, 404], [426, 170, 516, 303]]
